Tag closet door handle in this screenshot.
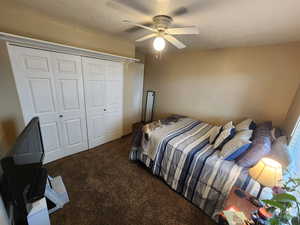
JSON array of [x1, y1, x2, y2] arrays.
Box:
[[59, 115, 63, 118], [103, 109, 106, 111]]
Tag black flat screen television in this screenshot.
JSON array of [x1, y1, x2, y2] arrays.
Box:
[[0, 117, 46, 224], [11, 117, 45, 165]]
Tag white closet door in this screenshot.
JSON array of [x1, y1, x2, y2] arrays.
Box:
[[51, 53, 88, 155], [105, 61, 123, 142], [82, 58, 123, 147], [82, 57, 107, 148], [8, 46, 64, 163]]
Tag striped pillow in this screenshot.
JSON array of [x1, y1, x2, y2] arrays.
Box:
[[237, 122, 272, 168], [223, 121, 234, 130], [236, 119, 256, 131], [235, 129, 253, 139], [220, 137, 252, 161], [213, 122, 235, 149], [209, 126, 222, 144]]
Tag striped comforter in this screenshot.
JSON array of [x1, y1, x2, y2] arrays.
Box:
[[130, 117, 260, 220]]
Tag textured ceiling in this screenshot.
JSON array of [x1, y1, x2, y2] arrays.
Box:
[[8, 0, 300, 52]]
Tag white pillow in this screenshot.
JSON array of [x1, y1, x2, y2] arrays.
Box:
[[268, 136, 291, 168], [213, 125, 235, 149], [209, 126, 222, 144], [219, 137, 252, 160], [236, 119, 254, 131], [235, 129, 253, 139], [223, 121, 234, 130]]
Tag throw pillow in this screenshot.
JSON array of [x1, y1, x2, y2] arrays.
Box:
[[236, 119, 256, 131], [209, 126, 222, 144], [236, 122, 272, 168], [223, 121, 234, 130], [235, 129, 253, 139], [219, 138, 252, 161], [213, 122, 235, 150]]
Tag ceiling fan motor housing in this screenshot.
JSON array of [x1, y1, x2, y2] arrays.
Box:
[[153, 15, 173, 31]]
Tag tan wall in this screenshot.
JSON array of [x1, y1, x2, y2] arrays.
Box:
[[0, 41, 24, 156], [144, 43, 300, 126], [135, 50, 146, 64], [284, 84, 300, 136], [0, 1, 135, 58]]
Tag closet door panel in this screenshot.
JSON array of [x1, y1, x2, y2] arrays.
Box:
[[104, 113, 122, 142], [61, 116, 85, 146], [51, 53, 88, 154], [82, 57, 107, 148], [89, 114, 106, 146], [40, 122, 61, 153], [28, 78, 56, 114], [87, 79, 106, 113], [106, 81, 122, 106], [58, 79, 81, 110], [105, 61, 123, 139], [8, 46, 64, 163]]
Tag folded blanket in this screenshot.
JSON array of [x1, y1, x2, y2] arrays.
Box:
[[141, 117, 195, 160]]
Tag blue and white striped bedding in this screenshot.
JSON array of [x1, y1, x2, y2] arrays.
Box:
[[130, 117, 260, 220]]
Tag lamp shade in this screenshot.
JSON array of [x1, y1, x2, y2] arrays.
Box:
[[249, 157, 282, 187]]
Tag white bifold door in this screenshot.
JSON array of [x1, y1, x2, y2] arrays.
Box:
[[82, 57, 123, 148], [9, 46, 88, 163], [8, 45, 123, 163]]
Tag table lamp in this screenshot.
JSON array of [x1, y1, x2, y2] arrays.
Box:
[[249, 157, 282, 200]]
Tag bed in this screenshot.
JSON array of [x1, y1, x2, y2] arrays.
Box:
[[129, 116, 261, 220]]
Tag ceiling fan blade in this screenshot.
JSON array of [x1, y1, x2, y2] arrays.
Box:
[[167, 27, 199, 35], [171, 7, 189, 17], [164, 35, 186, 49], [123, 20, 156, 32], [124, 22, 153, 33], [109, 0, 153, 15], [136, 33, 157, 42], [125, 26, 143, 33], [175, 0, 221, 16]]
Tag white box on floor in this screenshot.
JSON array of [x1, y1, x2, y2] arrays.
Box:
[[46, 176, 70, 214], [26, 175, 69, 225], [26, 198, 50, 225]]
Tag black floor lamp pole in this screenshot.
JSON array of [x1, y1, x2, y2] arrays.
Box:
[[257, 184, 264, 199]]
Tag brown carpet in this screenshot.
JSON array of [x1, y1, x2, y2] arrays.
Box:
[[47, 135, 216, 225]]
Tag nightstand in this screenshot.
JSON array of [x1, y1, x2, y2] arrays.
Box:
[[219, 187, 259, 225]]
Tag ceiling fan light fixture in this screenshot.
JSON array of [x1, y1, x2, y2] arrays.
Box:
[[153, 36, 166, 51]]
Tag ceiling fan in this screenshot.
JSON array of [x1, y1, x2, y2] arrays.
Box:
[[123, 15, 199, 51]]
